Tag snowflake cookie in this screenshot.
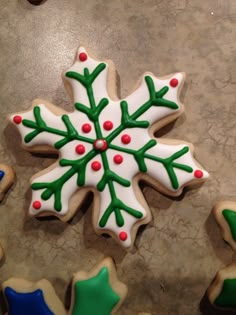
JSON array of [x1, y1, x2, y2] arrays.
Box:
[[0, 164, 14, 260], [2, 257, 130, 315], [9, 47, 209, 248]]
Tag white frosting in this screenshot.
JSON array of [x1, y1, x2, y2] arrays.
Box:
[[10, 47, 209, 248]]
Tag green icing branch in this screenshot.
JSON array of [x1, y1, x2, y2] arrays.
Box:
[[22, 106, 94, 148], [99, 197, 143, 228], [106, 75, 178, 144], [32, 149, 97, 211], [98, 151, 143, 227], [66, 63, 109, 122], [120, 100, 150, 129], [109, 142, 193, 189]]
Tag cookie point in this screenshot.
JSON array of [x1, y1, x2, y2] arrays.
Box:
[[121, 134, 131, 144], [194, 170, 204, 178], [170, 78, 179, 87], [91, 161, 101, 171], [119, 231, 128, 241], [13, 115, 22, 124], [33, 200, 41, 210], [78, 52, 87, 62]]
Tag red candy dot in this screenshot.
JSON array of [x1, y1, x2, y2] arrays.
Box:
[[119, 231, 127, 241], [91, 161, 101, 171], [78, 52, 87, 62], [194, 170, 203, 178], [103, 121, 113, 131], [13, 115, 22, 124], [33, 201, 41, 210], [75, 144, 85, 155], [121, 134, 131, 144], [113, 154, 123, 164], [82, 123, 91, 133], [170, 78, 179, 87]]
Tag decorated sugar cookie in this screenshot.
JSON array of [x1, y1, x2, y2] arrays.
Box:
[[200, 203, 236, 314], [2, 257, 128, 315], [0, 164, 14, 260], [213, 201, 236, 252], [201, 262, 236, 314], [9, 47, 209, 248]]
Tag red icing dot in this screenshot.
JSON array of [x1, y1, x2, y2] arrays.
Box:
[[121, 134, 131, 144], [119, 231, 127, 241], [75, 144, 85, 155], [33, 201, 41, 210], [82, 123, 91, 133], [13, 115, 22, 124], [103, 121, 113, 131], [113, 154, 123, 164], [91, 161, 101, 171], [78, 52, 87, 62], [194, 170, 203, 178], [170, 78, 179, 87]]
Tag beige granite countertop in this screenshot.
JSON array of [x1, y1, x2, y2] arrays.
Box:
[[0, 0, 236, 314]]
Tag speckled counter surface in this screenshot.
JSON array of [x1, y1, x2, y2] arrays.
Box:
[[0, 0, 236, 314]]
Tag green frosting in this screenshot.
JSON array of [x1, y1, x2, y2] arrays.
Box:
[[223, 209, 236, 241], [23, 107, 94, 148], [215, 278, 236, 308], [71, 267, 120, 315]]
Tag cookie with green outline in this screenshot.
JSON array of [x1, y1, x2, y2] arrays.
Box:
[[200, 262, 236, 314], [2, 257, 128, 315], [9, 47, 209, 249], [213, 201, 236, 252]]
